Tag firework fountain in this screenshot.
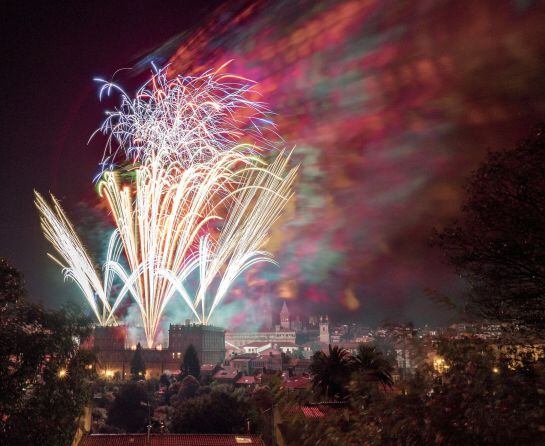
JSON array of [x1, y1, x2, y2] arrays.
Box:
[[35, 66, 298, 347]]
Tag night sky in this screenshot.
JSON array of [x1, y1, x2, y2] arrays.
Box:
[[3, 0, 545, 329]]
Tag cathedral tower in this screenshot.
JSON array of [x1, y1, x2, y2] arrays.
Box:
[[319, 315, 330, 344], [280, 301, 290, 330]]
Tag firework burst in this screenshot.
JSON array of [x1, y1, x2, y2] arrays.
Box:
[[37, 66, 297, 347]]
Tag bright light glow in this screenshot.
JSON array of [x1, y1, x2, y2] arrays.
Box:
[[36, 67, 297, 348], [93, 64, 278, 173], [34, 192, 122, 325], [433, 356, 450, 374], [58, 368, 67, 378]]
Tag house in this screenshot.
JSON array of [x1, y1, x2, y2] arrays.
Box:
[[231, 356, 253, 375], [284, 358, 311, 376], [212, 369, 242, 385], [78, 434, 265, 445], [272, 342, 298, 354], [283, 375, 312, 391], [200, 364, 222, 381], [255, 350, 283, 372], [241, 342, 272, 354], [235, 375, 257, 389]]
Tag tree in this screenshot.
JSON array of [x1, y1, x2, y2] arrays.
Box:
[[181, 344, 200, 379], [159, 373, 170, 388], [293, 338, 545, 446], [433, 127, 545, 331], [0, 257, 25, 305], [107, 382, 149, 433], [177, 375, 200, 401], [130, 342, 146, 380], [309, 345, 352, 399], [352, 344, 393, 390], [170, 386, 255, 434], [0, 259, 94, 446]]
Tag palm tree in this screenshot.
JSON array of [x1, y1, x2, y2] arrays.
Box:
[[352, 344, 394, 389], [309, 345, 352, 399]]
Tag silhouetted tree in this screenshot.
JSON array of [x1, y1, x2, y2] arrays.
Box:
[[130, 342, 146, 380], [159, 373, 170, 388], [181, 344, 200, 379], [107, 382, 149, 433], [177, 375, 200, 401], [433, 127, 545, 331], [0, 259, 94, 446], [170, 386, 255, 434], [352, 344, 393, 390], [309, 345, 352, 399], [290, 338, 545, 446], [0, 257, 24, 305]]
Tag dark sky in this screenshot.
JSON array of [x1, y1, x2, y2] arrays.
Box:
[[2, 0, 545, 328], [1, 0, 225, 304]]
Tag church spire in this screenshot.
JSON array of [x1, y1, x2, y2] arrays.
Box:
[[280, 301, 290, 329]]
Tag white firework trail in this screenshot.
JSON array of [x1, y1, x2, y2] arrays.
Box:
[[191, 150, 298, 323], [37, 66, 298, 348], [93, 63, 279, 174], [97, 150, 260, 345], [34, 191, 122, 325]]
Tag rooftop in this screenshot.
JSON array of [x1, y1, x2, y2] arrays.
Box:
[[283, 375, 312, 389], [213, 369, 240, 380], [201, 364, 219, 372], [79, 434, 264, 446], [242, 342, 271, 348], [236, 376, 256, 385]]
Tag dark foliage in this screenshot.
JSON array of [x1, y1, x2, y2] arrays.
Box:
[[0, 257, 25, 305], [433, 127, 545, 331], [181, 344, 200, 379], [177, 375, 200, 401], [107, 382, 149, 433], [309, 345, 352, 399], [130, 342, 146, 380], [0, 258, 94, 446], [159, 373, 171, 388], [291, 338, 545, 446], [352, 344, 394, 390], [170, 385, 255, 434]]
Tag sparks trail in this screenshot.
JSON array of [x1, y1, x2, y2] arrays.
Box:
[[36, 66, 297, 347]]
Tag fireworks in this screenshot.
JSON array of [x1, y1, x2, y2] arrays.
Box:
[[34, 192, 121, 325], [94, 63, 279, 173], [36, 66, 297, 347]]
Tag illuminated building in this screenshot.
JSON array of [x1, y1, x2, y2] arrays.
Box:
[[86, 323, 225, 378], [225, 330, 296, 348], [280, 301, 290, 330], [319, 316, 330, 344], [168, 322, 225, 365]]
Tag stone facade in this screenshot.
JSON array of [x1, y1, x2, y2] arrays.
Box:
[[87, 324, 225, 378], [225, 330, 296, 348]]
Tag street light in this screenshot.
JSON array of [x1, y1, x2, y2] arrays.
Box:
[[58, 368, 67, 379]]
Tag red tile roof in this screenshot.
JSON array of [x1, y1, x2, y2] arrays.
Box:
[[283, 376, 311, 389], [79, 434, 265, 446], [285, 403, 347, 420], [257, 348, 281, 356], [213, 369, 240, 380], [201, 364, 219, 372], [236, 375, 256, 385], [300, 406, 327, 419]]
